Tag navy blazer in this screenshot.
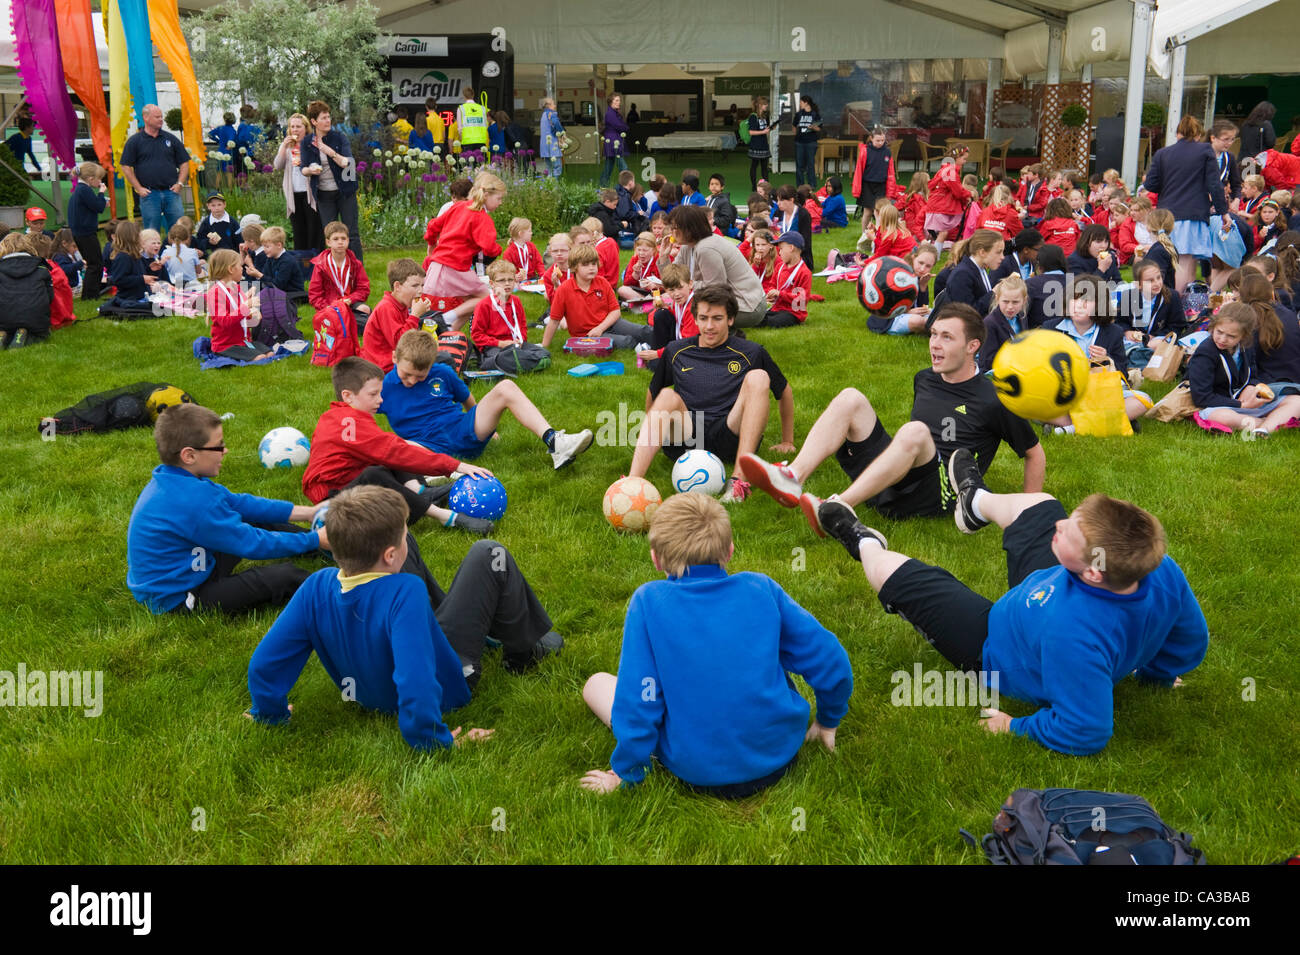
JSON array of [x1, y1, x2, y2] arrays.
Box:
[[944, 256, 994, 315], [261, 251, 307, 298], [1188, 337, 1257, 409], [1049, 318, 1129, 373], [1255, 304, 1300, 384], [1142, 138, 1229, 222], [979, 308, 1024, 374], [1142, 242, 1176, 291], [300, 128, 358, 199], [1026, 271, 1067, 329], [1114, 287, 1185, 340], [992, 251, 1033, 283], [107, 252, 148, 300]]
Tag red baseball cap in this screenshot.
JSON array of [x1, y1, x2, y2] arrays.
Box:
[[25, 207, 46, 222]]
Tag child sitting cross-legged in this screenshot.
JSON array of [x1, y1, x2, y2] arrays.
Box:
[[759, 231, 812, 326], [127, 403, 325, 614], [617, 232, 662, 303], [359, 257, 432, 372], [469, 259, 546, 370], [206, 249, 273, 362], [246, 485, 563, 747], [303, 356, 497, 535], [541, 244, 652, 350], [579, 492, 852, 796], [383, 328, 592, 469], [0, 232, 53, 348]]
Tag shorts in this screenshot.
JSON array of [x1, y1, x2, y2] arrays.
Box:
[[424, 261, 486, 299], [683, 753, 797, 800], [834, 419, 947, 519], [406, 406, 492, 460], [876, 499, 1066, 670], [661, 413, 740, 463], [924, 211, 963, 234]]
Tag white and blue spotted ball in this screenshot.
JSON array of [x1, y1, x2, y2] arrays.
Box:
[[671, 449, 727, 496], [259, 427, 311, 468]]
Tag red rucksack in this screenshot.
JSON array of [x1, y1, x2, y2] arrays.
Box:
[[311, 303, 358, 366]]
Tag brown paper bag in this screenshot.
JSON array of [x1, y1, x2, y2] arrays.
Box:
[[1144, 381, 1197, 422], [1141, 333, 1183, 383]]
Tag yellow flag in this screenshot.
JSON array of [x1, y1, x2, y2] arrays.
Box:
[[105, 0, 130, 161]]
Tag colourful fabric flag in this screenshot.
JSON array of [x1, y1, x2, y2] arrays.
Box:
[[147, 0, 206, 165], [105, 0, 131, 164], [54, 0, 114, 174], [11, 0, 80, 170]]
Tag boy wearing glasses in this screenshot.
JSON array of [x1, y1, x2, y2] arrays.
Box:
[[127, 404, 327, 614]]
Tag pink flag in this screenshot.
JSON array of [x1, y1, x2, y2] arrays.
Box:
[[12, 0, 81, 170]]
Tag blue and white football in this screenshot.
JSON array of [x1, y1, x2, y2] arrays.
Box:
[[258, 427, 312, 468], [671, 449, 726, 495]]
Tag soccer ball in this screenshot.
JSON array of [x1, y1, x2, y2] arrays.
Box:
[[603, 476, 662, 533], [145, 385, 193, 422], [258, 427, 312, 468], [857, 256, 918, 318], [448, 475, 508, 521], [990, 329, 1090, 421], [671, 449, 727, 495]]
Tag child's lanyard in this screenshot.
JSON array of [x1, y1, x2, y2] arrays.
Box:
[[492, 295, 524, 343], [1138, 293, 1160, 329], [979, 266, 992, 293], [1220, 349, 1249, 397], [553, 266, 570, 287], [1016, 254, 1031, 281], [1008, 314, 1022, 335], [781, 211, 794, 233], [779, 260, 805, 292], [327, 254, 350, 296], [514, 241, 531, 273], [672, 290, 694, 337], [218, 281, 249, 343]]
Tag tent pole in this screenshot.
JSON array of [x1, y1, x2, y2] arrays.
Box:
[[985, 58, 1002, 140], [771, 62, 780, 173], [1046, 25, 1063, 86], [545, 65, 556, 104], [1204, 75, 1218, 127], [1164, 43, 1187, 147], [1121, 0, 1154, 188]]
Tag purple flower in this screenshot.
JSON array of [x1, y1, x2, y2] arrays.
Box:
[[422, 173, 433, 183], [402, 173, 411, 183], [357, 161, 368, 172], [373, 170, 383, 180]]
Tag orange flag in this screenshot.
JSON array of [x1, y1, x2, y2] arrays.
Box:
[[53, 0, 113, 175], [147, 0, 206, 166]]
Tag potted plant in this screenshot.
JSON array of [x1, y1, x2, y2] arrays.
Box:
[[1141, 102, 1167, 149], [0, 142, 30, 229], [1060, 104, 1089, 128]]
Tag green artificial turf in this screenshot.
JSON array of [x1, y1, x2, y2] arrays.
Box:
[[1, 221, 1297, 865]]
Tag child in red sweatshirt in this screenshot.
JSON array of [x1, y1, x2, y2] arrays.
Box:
[[309, 221, 371, 329], [502, 216, 542, 282], [302, 356, 494, 535], [976, 185, 1022, 241], [424, 171, 504, 331], [31, 234, 74, 328], [206, 249, 273, 362], [1038, 197, 1082, 256], [471, 260, 534, 367], [760, 231, 812, 326], [359, 258, 433, 372]]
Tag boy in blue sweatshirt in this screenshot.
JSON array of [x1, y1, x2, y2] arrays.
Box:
[[126, 404, 325, 614], [580, 493, 852, 797], [818, 450, 1208, 756], [247, 485, 557, 746], [382, 328, 593, 469]]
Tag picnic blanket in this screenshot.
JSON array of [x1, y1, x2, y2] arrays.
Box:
[[193, 336, 309, 370]]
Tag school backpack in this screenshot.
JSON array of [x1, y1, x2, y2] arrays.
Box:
[[434, 330, 472, 375], [962, 788, 1206, 865], [255, 287, 301, 346], [1182, 282, 1210, 322], [483, 342, 552, 374], [738, 118, 750, 144], [310, 303, 358, 366]]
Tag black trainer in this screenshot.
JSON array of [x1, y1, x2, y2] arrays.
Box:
[[816, 497, 887, 562], [504, 631, 564, 674], [948, 449, 990, 534]]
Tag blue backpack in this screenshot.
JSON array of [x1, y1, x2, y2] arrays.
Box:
[[963, 788, 1206, 865]]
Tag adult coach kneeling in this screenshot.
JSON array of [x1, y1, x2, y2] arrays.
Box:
[[741, 303, 1045, 532], [629, 285, 794, 503]]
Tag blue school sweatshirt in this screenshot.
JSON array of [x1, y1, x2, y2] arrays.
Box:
[[380, 364, 468, 448], [821, 193, 848, 228], [247, 569, 471, 750], [126, 465, 321, 612], [983, 557, 1207, 756], [611, 565, 852, 786]]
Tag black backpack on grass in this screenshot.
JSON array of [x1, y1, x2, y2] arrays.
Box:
[[962, 788, 1205, 865]]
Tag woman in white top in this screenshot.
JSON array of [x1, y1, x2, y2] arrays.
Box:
[[670, 206, 767, 327], [273, 112, 325, 251]]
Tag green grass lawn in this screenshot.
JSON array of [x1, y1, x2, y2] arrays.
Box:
[[2, 229, 1298, 865]]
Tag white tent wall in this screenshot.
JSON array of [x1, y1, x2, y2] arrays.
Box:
[[1179, 0, 1297, 77], [381, 0, 1005, 62]]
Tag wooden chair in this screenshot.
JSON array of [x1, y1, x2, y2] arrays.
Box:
[[918, 140, 948, 173], [990, 138, 1013, 172], [888, 137, 904, 174], [945, 137, 991, 177]]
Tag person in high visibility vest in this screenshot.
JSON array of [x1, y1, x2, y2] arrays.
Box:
[[455, 87, 489, 152]]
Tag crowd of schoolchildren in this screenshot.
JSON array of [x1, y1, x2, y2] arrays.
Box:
[[65, 97, 1299, 806]]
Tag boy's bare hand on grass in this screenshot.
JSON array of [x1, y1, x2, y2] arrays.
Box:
[[805, 721, 836, 751], [451, 726, 494, 745], [580, 769, 622, 793], [979, 708, 1012, 733]]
